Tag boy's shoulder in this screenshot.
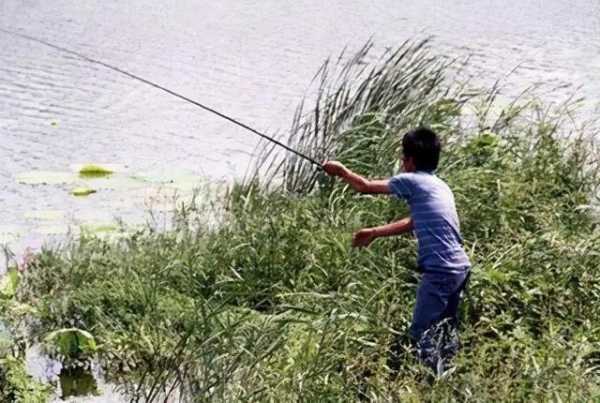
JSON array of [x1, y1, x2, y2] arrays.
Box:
[[389, 171, 451, 200], [391, 171, 444, 186]]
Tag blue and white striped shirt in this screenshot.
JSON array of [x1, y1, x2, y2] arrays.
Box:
[[389, 171, 470, 273]]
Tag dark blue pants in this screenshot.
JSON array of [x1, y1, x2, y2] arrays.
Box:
[[409, 270, 470, 342]]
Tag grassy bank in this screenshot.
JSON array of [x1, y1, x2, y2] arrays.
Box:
[[2, 40, 600, 401]]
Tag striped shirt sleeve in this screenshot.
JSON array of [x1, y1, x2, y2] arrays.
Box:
[[389, 174, 413, 201]]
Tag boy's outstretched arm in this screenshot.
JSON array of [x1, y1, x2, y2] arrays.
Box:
[[353, 217, 414, 247], [323, 161, 390, 194]]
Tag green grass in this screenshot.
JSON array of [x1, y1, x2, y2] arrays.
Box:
[[2, 40, 600, 402]]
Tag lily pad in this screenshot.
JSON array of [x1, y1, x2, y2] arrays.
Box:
[[71, 163, 124, 174], [78, 164, 114, 178], [144, 190, 198, 212], [140, 174, 208, 194], [72, 187, 97, 197], [24, 210, 64, 221], [131, 173, 175, 184], [85, 175, 146, 191], [16, 171, 77, 185], [136, 173, 205, 187]]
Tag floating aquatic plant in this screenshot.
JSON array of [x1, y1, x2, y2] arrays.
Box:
[[78, 164, 114, 178], [44, 328, 97, 359], [71, 187, 97, 197]]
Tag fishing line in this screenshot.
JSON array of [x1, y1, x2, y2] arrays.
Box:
[[0, 27, 324, 169]]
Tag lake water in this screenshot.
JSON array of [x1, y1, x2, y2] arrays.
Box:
[[1, 1, 600, 267], [1, 1, 599, 400]]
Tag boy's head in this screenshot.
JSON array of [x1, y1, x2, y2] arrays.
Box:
[[401, 127, 441, 172]]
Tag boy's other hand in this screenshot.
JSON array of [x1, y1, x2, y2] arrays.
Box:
[[323, 161, 346, 177], [352, 228, 376, 248]]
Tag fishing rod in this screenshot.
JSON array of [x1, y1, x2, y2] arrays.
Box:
[[0, 27, 324, 169]]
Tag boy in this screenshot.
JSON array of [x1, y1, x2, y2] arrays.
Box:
[[323, 127, 470, 370]]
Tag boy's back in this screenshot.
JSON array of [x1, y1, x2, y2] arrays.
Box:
[[389, 172, 470, 274]]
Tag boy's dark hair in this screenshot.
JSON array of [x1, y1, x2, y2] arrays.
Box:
[[402, 127, 441, 171]]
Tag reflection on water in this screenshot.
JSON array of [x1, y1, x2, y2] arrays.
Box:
[[59, 367, 98, 399]]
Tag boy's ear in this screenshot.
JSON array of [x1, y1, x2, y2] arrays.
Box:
[[403, 156, 416, 172]]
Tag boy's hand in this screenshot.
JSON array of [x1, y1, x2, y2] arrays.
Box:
[[323, 161, 347, 177], [352, 228, 376, 248]]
